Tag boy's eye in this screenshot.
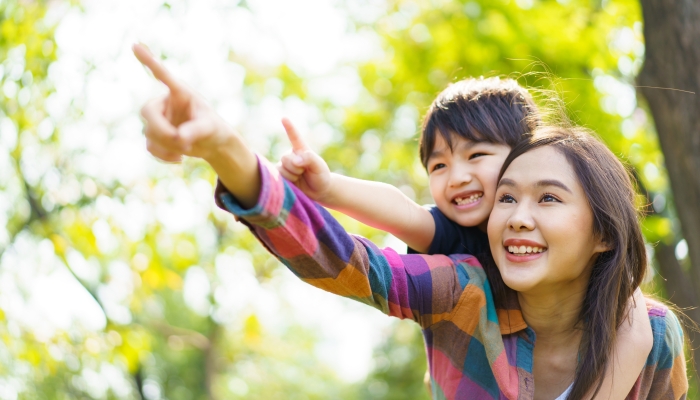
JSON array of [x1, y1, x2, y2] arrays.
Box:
[[430, 163, 446, 172], [469, 152, 488, 160], [540, 193, 561, 203], [498, 193, 516, 203]]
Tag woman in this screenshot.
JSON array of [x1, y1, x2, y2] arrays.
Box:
[[134, 46, 687, 399], [484, 127, 687, 399]]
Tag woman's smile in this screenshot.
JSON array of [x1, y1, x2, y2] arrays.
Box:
[[503, 238, 548, 262], [488, 146, 608, 294]]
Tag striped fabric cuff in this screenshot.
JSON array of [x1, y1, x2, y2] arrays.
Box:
[[215, 154, 275, 220]]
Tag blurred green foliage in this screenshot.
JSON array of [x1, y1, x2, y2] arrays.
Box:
[[0, 0, 693, 398]]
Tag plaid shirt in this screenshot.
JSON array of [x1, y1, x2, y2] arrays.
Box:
[[216, 157, 688, 400]]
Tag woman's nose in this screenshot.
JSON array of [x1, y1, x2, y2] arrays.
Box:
[[508, 204, 535, 231]]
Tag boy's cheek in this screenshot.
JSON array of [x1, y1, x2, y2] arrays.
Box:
[[428, 178, 447, 202]]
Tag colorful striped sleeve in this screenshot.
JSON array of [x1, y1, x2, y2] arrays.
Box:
[[215, 156, 482, 328], [627, 303, 688, 400]]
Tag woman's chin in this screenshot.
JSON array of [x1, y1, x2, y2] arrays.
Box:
[[499, 270, 540, 293]]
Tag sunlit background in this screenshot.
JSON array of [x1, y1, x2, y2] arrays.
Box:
[[0, 0, 695, 398]]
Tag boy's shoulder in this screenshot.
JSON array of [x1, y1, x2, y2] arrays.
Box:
[[421, 205, 489, 256]]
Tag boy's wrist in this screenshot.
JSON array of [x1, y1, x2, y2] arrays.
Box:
[[317, 172, 341, 207]]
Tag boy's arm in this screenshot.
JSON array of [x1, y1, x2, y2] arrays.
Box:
[[587, 289, 652, 399], [324, 174, 435, 252], [277, 119, 435, 253]]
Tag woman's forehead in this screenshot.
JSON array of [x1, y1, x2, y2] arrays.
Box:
[[502, 147, 577, 185]]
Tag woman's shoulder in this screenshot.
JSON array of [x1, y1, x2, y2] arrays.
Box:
[[645, 298, 682, 332], [636, 297, 688, 399], [644, 298, 684, 355]]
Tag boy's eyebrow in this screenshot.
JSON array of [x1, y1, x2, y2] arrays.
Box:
[[454, 139, 479, 152], [497, 178, 573, 193], [427, 149, 445, 160], [428, 138, 485, 160]]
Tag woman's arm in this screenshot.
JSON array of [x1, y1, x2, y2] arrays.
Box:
[[217, 155, 470, 327], [134, 44, 261, 208], [588, 289, 653, 399], [134, 44, 468, 325]]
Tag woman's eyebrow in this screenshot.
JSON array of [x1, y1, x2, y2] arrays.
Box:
[[497, 178, 516, 188], [536, 179, 572, 193], [497, 178, 573, 193]]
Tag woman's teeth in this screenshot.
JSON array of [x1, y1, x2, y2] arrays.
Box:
[[454, 193, 482, 205], [507, 246, 546, 254]]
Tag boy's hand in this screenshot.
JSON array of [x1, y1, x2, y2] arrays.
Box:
[[277, 118, 333, 203]]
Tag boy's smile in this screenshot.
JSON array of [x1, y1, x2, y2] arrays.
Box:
[[426, 133, 511, 230], [452, 191, 483, 206]]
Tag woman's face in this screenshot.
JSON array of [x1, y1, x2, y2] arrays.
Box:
[[487, 146, 609, 294]]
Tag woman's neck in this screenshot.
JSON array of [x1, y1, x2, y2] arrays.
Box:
[[517, 284, 587, 341], [520, 283, 589, 399]]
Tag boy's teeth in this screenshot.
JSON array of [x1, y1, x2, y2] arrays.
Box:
[[507, 246, 546, 254], [454, 193, 482, 205]]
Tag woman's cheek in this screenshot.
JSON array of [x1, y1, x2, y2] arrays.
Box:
[[486, 207, 505, 249]]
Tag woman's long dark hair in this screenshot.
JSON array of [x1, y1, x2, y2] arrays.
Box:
[[484, 126, 647, 400]]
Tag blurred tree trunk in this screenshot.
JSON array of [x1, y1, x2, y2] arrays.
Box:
[[638, 0, 700, 374]]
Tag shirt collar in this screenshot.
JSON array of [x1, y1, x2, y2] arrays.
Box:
[[497, 308, 528, 335]]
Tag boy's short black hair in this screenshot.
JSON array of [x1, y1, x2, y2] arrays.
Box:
[[419, 77, 539, 168]]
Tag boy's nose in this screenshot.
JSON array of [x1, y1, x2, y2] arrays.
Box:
[[448, 169, 472, 187]]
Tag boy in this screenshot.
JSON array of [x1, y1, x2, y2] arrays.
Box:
[[278, 78, 531, 258]]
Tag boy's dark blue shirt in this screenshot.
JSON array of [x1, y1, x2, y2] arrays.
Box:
[[407, 206, 491, 258]]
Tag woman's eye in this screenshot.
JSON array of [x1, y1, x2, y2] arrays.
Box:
[[498, 194, 516, 203], [430, 163, 446, 173], [469, 152, 488, 160], [540, 193, 561, 203]]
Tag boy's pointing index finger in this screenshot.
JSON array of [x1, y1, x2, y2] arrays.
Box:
[[281, 117, 309, 152], [132, 43, 182, 93]]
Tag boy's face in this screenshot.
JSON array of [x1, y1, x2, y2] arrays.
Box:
[[426, 133, 511, 230]]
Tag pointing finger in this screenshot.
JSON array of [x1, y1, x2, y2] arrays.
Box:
[[281, 117, 309, 152], [133, 43, 183, 93]]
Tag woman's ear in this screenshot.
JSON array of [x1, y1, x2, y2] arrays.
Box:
[[594, 237, 613, 254]]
